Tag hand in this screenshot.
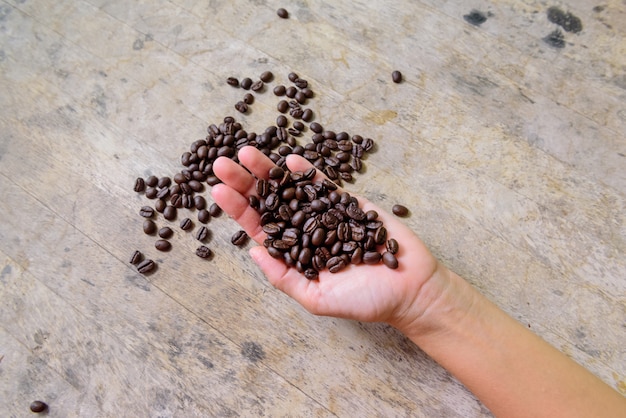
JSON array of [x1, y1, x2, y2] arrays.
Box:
[[211, 146, 444, 332]]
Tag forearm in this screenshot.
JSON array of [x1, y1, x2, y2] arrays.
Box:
[[399, 265, 626, 418]]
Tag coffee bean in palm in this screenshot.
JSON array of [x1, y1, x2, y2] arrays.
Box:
[[277, 100, 289, 113], [129, 250, 143, 265], [30, 401, 48, 413], [180, 218, 193, 231], [139, 206, 154, 218], [134, 177, 145, 192], [227, 77, 239, 87], [392, 70, 402, 83], [143, 219, 157, 235], [137, 259, 156, 274], [240, 77, 253, 90], [196, 226, 209, 242], [277, 7, 288, 18], [268, 166, 285, 179], [382, 251, 398, 269], [326, 256, 346, 273], [243, 93, 254, 104], [158, 226, 173, 239], [163, 205, 177, 220], [386, 238, 399, 254], [209, 203, 222, 217], [392, 204, 409, 217], [197, 209, 210, 223], [273, 85, 286, 96], [196, 245, 212, 259], [362, 251, 382, 265], [231, 230, 249, 246], [155, 239, 171, 252]]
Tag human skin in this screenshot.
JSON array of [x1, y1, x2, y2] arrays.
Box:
[[212, 146, 626, 418]]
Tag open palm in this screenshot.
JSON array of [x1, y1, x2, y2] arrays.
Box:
[[212, 146, 441, 329]]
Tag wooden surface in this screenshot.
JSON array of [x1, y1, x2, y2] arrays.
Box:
[[1, 0, 625, 416]]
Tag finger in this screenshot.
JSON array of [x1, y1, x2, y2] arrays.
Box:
[[212, 156, 257, 197], [211, 183, 266, 243], [237, 146, 279, 180]]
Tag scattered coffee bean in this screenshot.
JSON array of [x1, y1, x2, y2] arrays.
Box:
[[155, 239, 171, 252], [163, 205, 177, 220], [392, 70, 402, 83], [277, 8, 288, 18], [129, 250, 143, 265], [260, 71, 273, 82], [158, 176, 171, 188], [137, 259, 156, 274], [277, 100, 289, 113], [301, 108, 313, 122], [231, 230, 249, 246], [273, 85, 286, 96], [134, 177, 145, 192], [158, 226, 173, 239], [250, 80, 264, 91], [196, 226, 209, 242], [382, 251, 398, 269], [196, 245, 212, 259], [243, 93, 254, 104], [276, 115, 288, 127], [139, 206, 155, 218], [180, 218, 193, 231], [30, 401, 48, 413], [235, 101, 248, 113], [227, 77, 239, 87], [209, 203, 222, 217], [240, 77, 253, 90], [143, 219, 157, 235], [145, 187, 157, 199], [392, 204, 409, 217], [146, 175, 158, 187], [198, 209, 211, 223]]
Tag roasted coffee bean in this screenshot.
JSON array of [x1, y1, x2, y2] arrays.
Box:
[[269, 166, 285, 179], [386, 238, 399, 254], [156, 187, 170, 200], [163, 205, 177, 220], [158, 226, 173, 239], [301, 108, 313, 122], [250, 80, 264, 91], [139, 206, 154, 218], [275, 114, 288, 128], [231, 230, 249, 246], [382, 251, 399, 269], [392, 204, 409, 217], [197, 209, 211, 223], [145, 187, 158, 199], [157, 176, 171, 188], [143, 219, 157, 235], [285, 86, 297, 98], [277, 100, 289, 113], [362, 137, 374, 152], [30, 401, 48, 413], [243, 93, 254, 104], [260, 71, 273, 82], [298, 247, 313, 265], [240, 77, 253, 90], [129, 250, 143, 265], [155, 239, 171, 252], [326, 256, 346, 273], [351, 247, 363, 264], [196, 245, 212, 259], [146, 175, 159, 187], [304, 268, 319, 280], [256, 178, 270, 197], [392, 70, 403, 83], [362, 251, 382, 265], [137, 259, 156, 274], [267, 246, 282, 258], [294, 78, 308, 89], [194, 195, 207, 210], [227, 77, 239, 87], [209, 203, 222, 217], [235, 101, 248, 113], [180, 218, 193, 231], [196, 226, 209, 242], [262, 222, 282, 236], [273, 85, 286, 96], [277, 8, 288, 18], [374, 226, 387, 245], [134, 177, 145, 192]]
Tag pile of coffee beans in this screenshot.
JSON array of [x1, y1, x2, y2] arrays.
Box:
[[253, 166, 399, 279], [130, 70, 404, 276]]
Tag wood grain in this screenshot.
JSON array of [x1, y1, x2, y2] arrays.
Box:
[[1, 0, 624, 416]]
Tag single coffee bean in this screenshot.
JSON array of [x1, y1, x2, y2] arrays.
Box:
[[158, 226, 173, 239], [198, 209, 211, 224], [209, 203, 222, 217], [260, 71, 273, 82], [196, 226, 209, 242], [196, 245, 212, 259], [382, 251, 399, 269], [288, 72, 299, 82], [137, 259, 156, 274], [231, 230, 249, 246], [386, 238, 399, 254], [129, 250, 143, 265], [133, 177, 145, 192], [243, 93, 254, 104], [392, 204, 409, 217], [235, 101, 248, 113], [285, 86, 297, 98], [155, 239, 171, 252], [276, 115, 288, 127], [273, 85, 286, 96], [180, 218, 193, 231], [277, 100, 289, 113], [163, 205, 177, 220], [277, 8, 289, 18], [250, 80, 264, 91], [146, 175, 158, 187], [227, 76, 239, 87], [392, 70, 403, 83], [194, 195, 207, 210], [139, 206, 154, 218], [361, 251, 381, 265], [309, 122, 323, 133], [143, 219, 157, 235], [240, 77, 253, 90], [30, 401, 48, 413]]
